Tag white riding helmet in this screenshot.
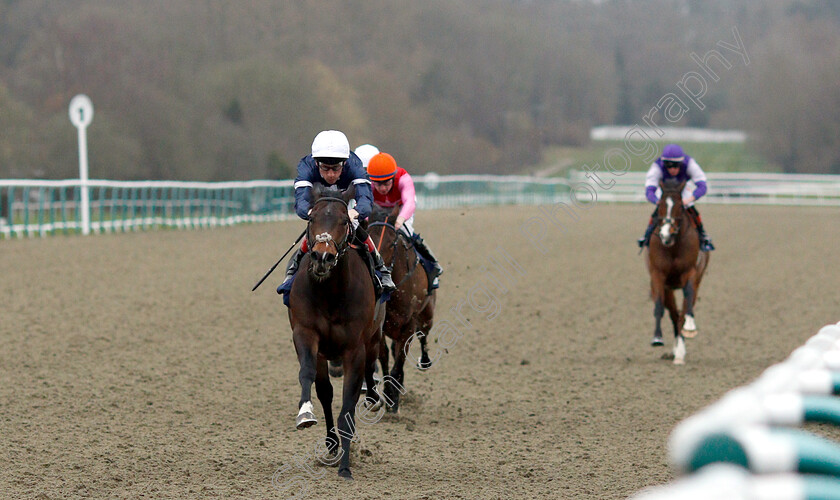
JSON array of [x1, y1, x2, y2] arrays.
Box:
[[311, 130, 350, 159], [354, 144, 380, 169]]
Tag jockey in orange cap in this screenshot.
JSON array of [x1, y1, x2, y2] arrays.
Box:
[[367, 152, 443, 287]]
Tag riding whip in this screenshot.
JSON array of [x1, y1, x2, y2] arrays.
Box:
[[251, 228, 306, 291]]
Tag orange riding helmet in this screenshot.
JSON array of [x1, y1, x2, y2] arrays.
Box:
[[367, 152, 398, 182]]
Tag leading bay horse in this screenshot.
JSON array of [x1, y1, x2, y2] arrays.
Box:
[[646, 179, 710, 365], [288, 184, 385, 479], [367, 204, 436, 412]]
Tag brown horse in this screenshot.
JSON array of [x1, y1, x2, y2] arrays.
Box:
[[646, 179, 710, 365], [367, 204, 436, 412], [288, 184, 385, 479]]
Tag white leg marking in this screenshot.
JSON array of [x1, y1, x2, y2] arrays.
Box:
[[296, 400, 317, 428], [298, 401, 314, 417], [673, 337, 686, 365]]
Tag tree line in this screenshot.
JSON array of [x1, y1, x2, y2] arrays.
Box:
[[0, 0, 838, 180]]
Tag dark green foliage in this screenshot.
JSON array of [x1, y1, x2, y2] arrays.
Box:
[[223, 98, 243, 125], [266, 152, 293, 180], [0, 0, 836, 179]]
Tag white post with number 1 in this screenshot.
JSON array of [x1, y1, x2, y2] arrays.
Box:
[[69, 94, 93, 235]]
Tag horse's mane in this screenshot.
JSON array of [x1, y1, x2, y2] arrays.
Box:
[[369, 204, 390, 223], [368, 203, 399, 225], [661, 178, 682, 193], [313, 183, 353, 201]]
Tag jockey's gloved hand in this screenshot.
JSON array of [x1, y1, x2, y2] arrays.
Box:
[[348, 208, 359, 222]]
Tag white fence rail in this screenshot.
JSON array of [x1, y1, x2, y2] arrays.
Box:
[[590, 126, 747, 143], [0, 172, 839, 238], [570, 171, 840, 206], [630, 323, 840, 500]]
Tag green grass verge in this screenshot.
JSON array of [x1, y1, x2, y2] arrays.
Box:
[[530, 140, 778, 177]]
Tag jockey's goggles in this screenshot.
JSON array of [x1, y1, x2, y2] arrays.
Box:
[[663, 160, 682, 170], [316, 159, 345, 172]]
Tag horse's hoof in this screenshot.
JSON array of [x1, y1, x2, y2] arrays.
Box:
[[296, 402, 317, 429], [682, 316, 698, 338], [651, 336, 664, 347], [295, 413, 317, 429], [673, 358, 685, 365], [417, 359, 433, 371], [364, 396, 383, 411], [338, 468, 353, 480], [361, 381, 368, 392]]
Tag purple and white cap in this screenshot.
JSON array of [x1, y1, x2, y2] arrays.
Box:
[[661, 144, 685, 162]]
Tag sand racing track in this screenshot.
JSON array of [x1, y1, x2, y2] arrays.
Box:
[[2, 203, 839, 499]]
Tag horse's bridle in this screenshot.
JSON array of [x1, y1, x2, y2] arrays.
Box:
[[368, 220, 418, 288], [307, 196, 354, 269], [656, 194, 684, 247]]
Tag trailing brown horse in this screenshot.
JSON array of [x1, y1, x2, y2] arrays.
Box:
[[367, 204, 436, 412], [646, 179, 710, 365], [287, 184, 385, 479]]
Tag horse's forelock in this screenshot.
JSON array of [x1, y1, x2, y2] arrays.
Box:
[[369, 204, 390, 223], [309, 199, 349, 241], [661, 178, 682, 193]]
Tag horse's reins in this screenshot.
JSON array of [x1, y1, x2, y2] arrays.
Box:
[[369, 221, 395, 251], [368, 221, 398, 265], [376, 223, 387, 251], [368, 221, 419, 288]]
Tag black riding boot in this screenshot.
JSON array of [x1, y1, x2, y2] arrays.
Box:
[[413, 235, 443, 278], [637, 220, 656, 248], [687, 206, 715, 251], [696, 223, 715, 251], [277, 247, 304, 294], [372, 248, 397, 294]]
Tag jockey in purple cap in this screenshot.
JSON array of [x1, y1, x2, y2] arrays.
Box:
[[637, 144, 715, 251]]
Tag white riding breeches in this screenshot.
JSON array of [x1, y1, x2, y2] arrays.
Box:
[[400, 216, 414, 238]]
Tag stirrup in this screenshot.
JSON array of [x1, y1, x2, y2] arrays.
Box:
[[380, 273, 396, 293]]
